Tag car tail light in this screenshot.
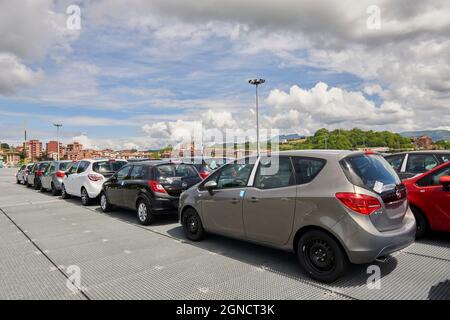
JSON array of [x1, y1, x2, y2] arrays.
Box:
[[56, 171, 65, 178], [335, 192, 382, 215], [148, 180, 167, 193], [88, 174, 103, 182], [199, 171, 209, 179], [37, 170, 43, 177]]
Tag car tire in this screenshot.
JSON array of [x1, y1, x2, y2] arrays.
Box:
[[100, 192, 112, 212], [40, 185, 46, 192], [182, 208, 205, 241], [16, 178, 20, 184], [411, 206, 428, 238], [51, 183, 60, 196], [80, 187, 92, 206], [34, 179, 40, 190], [136, 199, 154, 225], [297, 230, 348, 283], [61, 184, 70, 199], [26, 180, 31, 188]]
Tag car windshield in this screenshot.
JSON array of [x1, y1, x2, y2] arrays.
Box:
[[93, 161, 127, 173], [156, 164, 198, 180], [341, 154, 400, 193]]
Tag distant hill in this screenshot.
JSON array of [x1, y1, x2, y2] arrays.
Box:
[[400, 130, 450, 141], [277, 133, 306, 141]]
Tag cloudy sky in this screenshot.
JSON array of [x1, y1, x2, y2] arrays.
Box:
[[0, 0, 449, 150]]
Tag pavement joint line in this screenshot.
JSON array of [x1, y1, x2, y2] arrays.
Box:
[[0, 206, 91, 301]]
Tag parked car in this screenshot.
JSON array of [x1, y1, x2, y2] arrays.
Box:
[[17, 163, 34, 184], [403, 162, 450, 237], [178, 150, 416, 283], [40, 160, 74, 195], [384, 151, 450, 180], [180, 156, 233, 179], [16, 164, 27, 184], [61, 159, 127, 205], [100, 161, 202, 225], [26, 161, 51, 189]]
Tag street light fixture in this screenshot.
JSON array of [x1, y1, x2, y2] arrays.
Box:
[[53, 124, 62, 161], [248, 78, 265, 156]]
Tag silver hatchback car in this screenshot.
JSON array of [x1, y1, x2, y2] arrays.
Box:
[[179, 150, 416, 283], [40, 160, 74, 195]]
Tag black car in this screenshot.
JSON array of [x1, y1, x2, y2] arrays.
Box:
[[385, 151, 450, 180], [99, 161, 202, 225]]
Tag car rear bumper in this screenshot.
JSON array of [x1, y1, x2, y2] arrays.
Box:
[[84, 182, 103, 199], [333, 208, 416, 264], [151, 196, 179, 214]]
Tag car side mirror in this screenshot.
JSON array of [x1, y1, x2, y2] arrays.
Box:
[[204, 180, 218, 194], [439, 176, 450, 191], [64, 171, 70, 176]]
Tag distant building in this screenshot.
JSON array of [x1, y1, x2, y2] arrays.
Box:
[[414, 135, 433, 150], [24, 140, 42, 161], [46, 141, 64, 160], [66, 142, 83, 160], [6, 152, 20, 166]]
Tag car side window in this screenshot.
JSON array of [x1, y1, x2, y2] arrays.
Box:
[[48, 164, 56, 174], [129, 166, 144, 179], [417, 165, 450, 187], [68, 162, 79, 174], [385, 155, 404, 171], [406, 154, 439, 173], [116, 166, 131, 180], [254, 156, 295, 189], [440, 154, 450, 163], [214, 163, 254, 189], [291, 157, 326, 184], [77, 161, 90, 174]]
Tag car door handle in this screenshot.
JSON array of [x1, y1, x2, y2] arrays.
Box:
[[231, 198, 239, 204], [249, 197, 259, 203]]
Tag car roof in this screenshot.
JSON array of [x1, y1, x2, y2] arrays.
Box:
[[387, 150, 450, 156], [265, 149, 358, 161]]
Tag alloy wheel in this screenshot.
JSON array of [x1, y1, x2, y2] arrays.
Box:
[[138, 202, 147, 221]]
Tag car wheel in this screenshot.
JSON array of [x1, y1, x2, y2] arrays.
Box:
[[61, 184, 70, 199], [297, 230, 348, 283], [26, 180, 31, 188], [81, 188, 92, 206], [16, 178, 20, 184], [182, 208, 205, 241], [136, 199, 154, 225], [411, 206, 428, 238], [51, 183, 60, 196], [34, 179, 40, 190], [100, 192, 112, 212]]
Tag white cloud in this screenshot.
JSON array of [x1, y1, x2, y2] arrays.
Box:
[[0, 53, 43, 94]]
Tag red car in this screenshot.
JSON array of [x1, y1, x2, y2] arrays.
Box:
[[403, 161, 450, 237]]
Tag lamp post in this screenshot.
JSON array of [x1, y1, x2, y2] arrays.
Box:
[[53, 124, 62, 161], [248, 78, 265, 156]]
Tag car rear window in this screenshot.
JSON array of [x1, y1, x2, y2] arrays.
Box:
[[93, 161, 127, 174], [340, 154, 400, 193], [156, 164, 198, 179], [38, 163, 50, 170], [59, 162, 71, 171]]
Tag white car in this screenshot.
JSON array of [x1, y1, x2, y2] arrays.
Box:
[[61, 159, 127, 205]]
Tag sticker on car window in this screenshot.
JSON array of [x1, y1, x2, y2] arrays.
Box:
[[373, 181, 384, 193]]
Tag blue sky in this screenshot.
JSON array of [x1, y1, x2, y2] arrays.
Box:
[[0, 1, 449, 149]]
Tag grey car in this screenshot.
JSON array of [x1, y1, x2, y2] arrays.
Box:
[[16, 164, 33, 184], [40, 160, 73, 195], [179, 150, 416, 283], [26, 161, 51, 190]]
